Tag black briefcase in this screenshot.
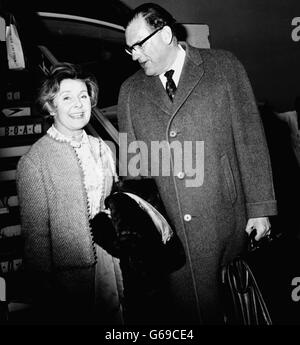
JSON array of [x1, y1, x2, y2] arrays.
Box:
[[221, 231, 300, 325]]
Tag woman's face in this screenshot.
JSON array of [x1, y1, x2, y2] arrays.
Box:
[[52, 78, 91, 137]]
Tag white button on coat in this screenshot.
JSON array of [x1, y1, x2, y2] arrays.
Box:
[[177, 172, 185, 179], [169, 130, 177, 137], [183, 214, 192, 222]]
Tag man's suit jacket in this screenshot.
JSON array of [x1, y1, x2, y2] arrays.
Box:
[[117, 43, 277, 324]]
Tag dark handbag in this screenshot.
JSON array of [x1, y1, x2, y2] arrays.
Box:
[[105, 179, 186, 275], [90, 178, 186, 274], [221, 231, 300, 325], [90, 211, 121, 258]]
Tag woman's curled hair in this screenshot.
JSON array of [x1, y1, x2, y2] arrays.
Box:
[[38, 62, 99, 113]]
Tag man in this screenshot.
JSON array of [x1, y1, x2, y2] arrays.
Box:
[[117, 3, 277, 324]]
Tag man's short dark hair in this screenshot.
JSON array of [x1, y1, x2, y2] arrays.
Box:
[[126, 3, 177, 35]]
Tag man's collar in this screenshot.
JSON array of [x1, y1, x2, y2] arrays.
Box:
[[179, 42, 204, 66], [159, 44, 186, 86]]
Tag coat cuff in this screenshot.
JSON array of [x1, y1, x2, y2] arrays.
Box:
[[246, 200, 278, 218]]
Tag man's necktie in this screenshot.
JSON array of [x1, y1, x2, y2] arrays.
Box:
[[164, 69, 176, 102]]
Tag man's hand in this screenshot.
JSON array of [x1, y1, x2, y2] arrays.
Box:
[[245, 217, 271, 241]]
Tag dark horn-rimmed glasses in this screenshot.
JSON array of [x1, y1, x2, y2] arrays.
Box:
[[125, 26, 164, 55]]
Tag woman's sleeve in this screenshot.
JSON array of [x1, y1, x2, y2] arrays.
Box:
[[16, 155, 52, 273]]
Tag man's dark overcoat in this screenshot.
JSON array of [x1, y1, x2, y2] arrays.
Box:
[[117, 44, 277, 324]]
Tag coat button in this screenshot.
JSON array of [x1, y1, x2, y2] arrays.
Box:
[[169, 130, 177, 138], [183, 214, 192, 222], [177, 172, 185, 179]]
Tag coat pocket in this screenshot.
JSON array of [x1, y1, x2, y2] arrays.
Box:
[[221, 154, 237, 204]]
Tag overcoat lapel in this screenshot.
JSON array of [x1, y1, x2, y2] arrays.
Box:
[[171, 44, 205, 116], [139, 44, 205, 116], [141, 73, 171, 114]]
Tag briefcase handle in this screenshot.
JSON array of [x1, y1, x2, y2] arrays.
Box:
[[248, 229, 281, 253]]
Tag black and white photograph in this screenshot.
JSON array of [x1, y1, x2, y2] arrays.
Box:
[[0, 0, 300, 338]]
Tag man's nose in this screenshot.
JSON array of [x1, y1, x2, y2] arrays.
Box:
[[131, 48, 143, 61]]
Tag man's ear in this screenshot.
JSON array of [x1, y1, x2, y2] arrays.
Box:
[[161, 25, 173, 44]]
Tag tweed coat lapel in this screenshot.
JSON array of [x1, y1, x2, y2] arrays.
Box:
[[172, 44, 205, 113], [141, 72, 171, 114], [139, 44, 205, 116]]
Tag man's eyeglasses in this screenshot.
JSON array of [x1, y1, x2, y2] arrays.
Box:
[[125, 27, 164, 55]]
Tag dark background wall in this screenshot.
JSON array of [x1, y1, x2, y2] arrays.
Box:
[[123, 0, 300, 111], [1, 0, 299, 110]]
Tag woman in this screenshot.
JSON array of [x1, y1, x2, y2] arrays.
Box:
[[16, 63, 123, 324]]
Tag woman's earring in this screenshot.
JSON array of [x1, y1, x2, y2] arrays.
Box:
[[50, 112, 56, 116]]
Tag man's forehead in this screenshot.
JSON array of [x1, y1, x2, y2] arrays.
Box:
[[125, 16, 150, 44]]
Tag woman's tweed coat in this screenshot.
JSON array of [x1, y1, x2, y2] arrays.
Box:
[[16, 134, 99, 308], [117, 44, 277, 324]]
